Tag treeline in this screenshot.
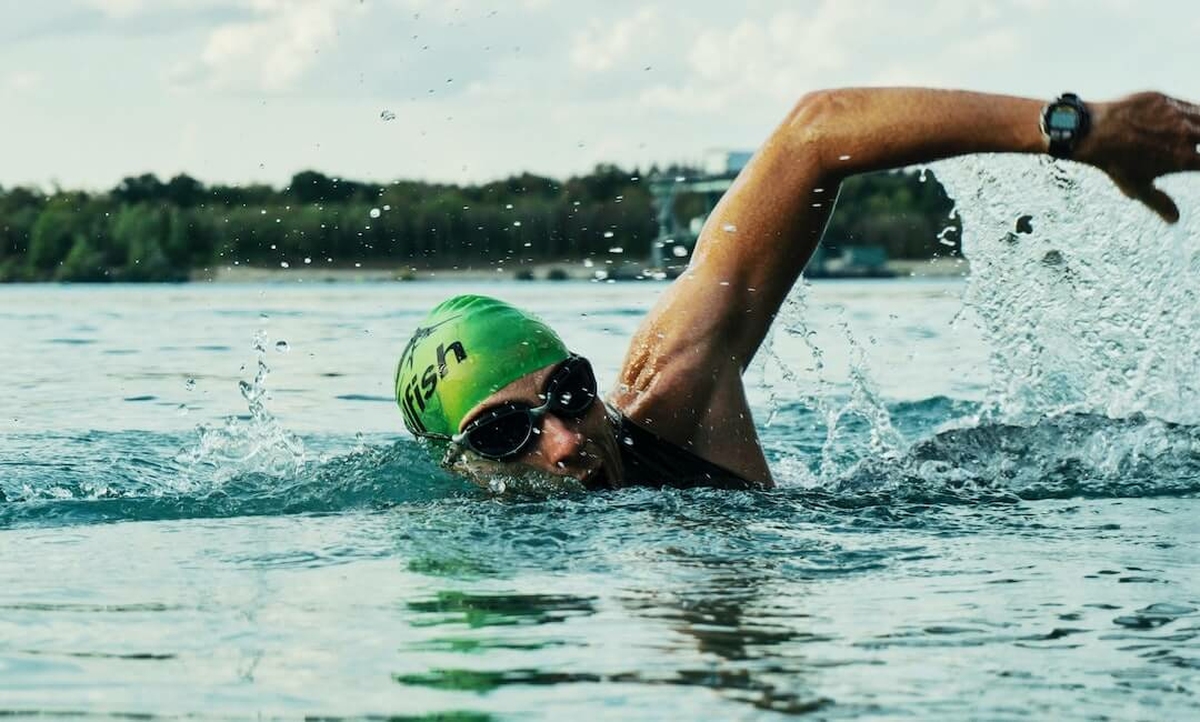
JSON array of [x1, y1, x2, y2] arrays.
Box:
[[824, 169, 960, 258], [0, 165, 958, 282]]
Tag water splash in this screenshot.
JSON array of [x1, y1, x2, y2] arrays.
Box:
[[835, 411, 1200, 502], [933, 156, 1200, 424], [763, 157, 1200, 496], [175, 329, 307, 485], [761, 283, 902, 482]]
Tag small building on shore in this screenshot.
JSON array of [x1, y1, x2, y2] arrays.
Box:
[[648, 152, 893, 279]]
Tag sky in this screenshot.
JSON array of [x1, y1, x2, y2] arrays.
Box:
[[2, 0, 1197, 191]]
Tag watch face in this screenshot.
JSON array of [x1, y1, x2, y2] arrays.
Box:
[[1048, 106, 1080, 131]]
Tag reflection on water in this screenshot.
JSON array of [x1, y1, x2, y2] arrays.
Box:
[[407, 591, 598, 629], [395, 580, 837, 715]]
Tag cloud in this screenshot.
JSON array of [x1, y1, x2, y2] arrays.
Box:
[[4, 0, 1198, 190], [82, 0, 239, 20], [82, 0, 149, 18], [570, 6, 662, 73], [168, 0, 363, 93], [4, 70, 43, 94]]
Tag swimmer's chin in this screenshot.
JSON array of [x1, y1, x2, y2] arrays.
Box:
[[478, 471, 587, 497], [445, 454, 587, 496]]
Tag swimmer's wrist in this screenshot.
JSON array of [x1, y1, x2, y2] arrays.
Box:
[[1070, 101, 1111, 168]]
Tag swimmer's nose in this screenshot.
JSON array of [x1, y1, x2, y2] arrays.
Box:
[[536, 413, 585, 467]]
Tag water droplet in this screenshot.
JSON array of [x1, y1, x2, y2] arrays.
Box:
[[177, 404, 189, 416], [488, 478, 507, 494], [275, 340, 290, 353], [603, 231, 614, 238], [280, 261, 289, 268], [369, 208, 381, 219], [304, 257, 312, 264], [185, 378, 196, 391], [722, 223, 737, 233], [622, 436, 634, 446], [838, 154, 852, 161], [672, 246, 688, 258], [608, 247, 624, 254], [380, 109, 396, 121], [512, 220, 522, 227]]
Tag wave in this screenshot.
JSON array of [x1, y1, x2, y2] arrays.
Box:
[[0, 429, 466, 528], [4, 404, 1198, 531], [833, 411, 1200, 502]]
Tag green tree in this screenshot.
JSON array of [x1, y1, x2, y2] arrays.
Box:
[[28, 202, 79, 272], [58, 236, 107, 281]]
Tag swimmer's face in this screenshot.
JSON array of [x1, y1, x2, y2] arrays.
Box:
[[449, 358, 621, 491]]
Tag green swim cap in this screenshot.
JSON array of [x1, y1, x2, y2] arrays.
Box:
[[395, 294, 569, 439]]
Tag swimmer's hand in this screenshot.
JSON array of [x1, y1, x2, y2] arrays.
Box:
[[1078, 92, 1200, 224]]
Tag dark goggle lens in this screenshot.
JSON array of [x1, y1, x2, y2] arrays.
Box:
[[546, 358, 596, 416], [464, 405, 534, 459]]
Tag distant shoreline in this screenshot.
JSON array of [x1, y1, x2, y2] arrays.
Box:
[[192, 257, 968, 284]]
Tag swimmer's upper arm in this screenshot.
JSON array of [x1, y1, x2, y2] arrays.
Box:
[[641, 88, 1050, 370], [642, 92, 839, 371]]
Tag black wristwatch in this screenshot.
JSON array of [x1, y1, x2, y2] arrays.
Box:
[[1040, 93, 1090, 159]]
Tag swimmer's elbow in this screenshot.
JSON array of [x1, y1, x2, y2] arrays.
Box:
[[779, 88, 855, 176], [782, 90, 836, 145], [785, 90, 837, 129]]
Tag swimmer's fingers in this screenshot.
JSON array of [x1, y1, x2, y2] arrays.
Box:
[[1110, 172, 1181, 224], [1082, 92, 1200, 221], [1178, 99, 1200, 170], [1151, 94, 1200, 173], [1134, 185, 1181, 224]]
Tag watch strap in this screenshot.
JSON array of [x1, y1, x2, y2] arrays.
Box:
[[1042, 92, 1089, 160]]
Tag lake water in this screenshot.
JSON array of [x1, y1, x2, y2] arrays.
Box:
[[1, 276, 1197, 720], [3, 157, 1200, 719]]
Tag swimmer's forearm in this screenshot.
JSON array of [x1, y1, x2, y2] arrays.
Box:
[[786, 88, 1049, 180], [659, 86, 1196, 373], [789, 87, 1198, 223]]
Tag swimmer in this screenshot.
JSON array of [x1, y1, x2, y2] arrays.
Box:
[[396, 89, 1200, 491]]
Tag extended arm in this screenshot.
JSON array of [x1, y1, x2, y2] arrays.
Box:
[[613, 88, 1198, 482], [640, 88, 1199, 372]]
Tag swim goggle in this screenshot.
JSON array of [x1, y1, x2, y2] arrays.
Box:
[[424, 354, 598, 461]]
